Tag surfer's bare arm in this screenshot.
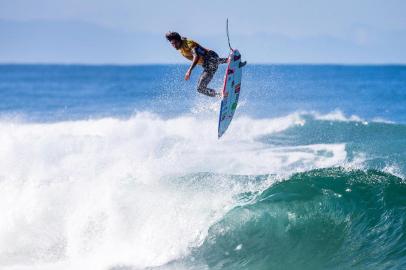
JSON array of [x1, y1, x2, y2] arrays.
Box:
[[185, 50, 200, 80]]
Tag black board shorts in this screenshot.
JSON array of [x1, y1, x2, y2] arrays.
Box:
[[197, 51, 227, 94]]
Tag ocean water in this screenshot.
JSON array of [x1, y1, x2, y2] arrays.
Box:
[[0, 64, 405, 270]]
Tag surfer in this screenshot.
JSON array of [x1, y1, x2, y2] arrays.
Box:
[[165, 31, 246, 97]]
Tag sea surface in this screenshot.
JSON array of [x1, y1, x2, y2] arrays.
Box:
[[0, 64, 405, 270]]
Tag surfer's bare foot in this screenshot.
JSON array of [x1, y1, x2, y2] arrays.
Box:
[[239, 61, 247, 68]]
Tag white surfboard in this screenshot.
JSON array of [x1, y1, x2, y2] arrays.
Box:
[[218, 49, 243, 138]]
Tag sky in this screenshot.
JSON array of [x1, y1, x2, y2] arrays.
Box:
[[0, 0, 405, 64]]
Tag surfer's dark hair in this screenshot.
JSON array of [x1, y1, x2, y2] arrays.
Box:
[[165, 31, 182, 42]]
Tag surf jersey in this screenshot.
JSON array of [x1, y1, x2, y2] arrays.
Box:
[[178, 38, 209, 65]]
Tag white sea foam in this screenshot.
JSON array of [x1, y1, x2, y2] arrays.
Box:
[[311, 109, 366, 123], [371, 117, 396, 124], [383, 164, 405, 179], [0, 112, 353, 269]]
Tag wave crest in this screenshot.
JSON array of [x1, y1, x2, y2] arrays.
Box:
[[189, 168, 406, 270]]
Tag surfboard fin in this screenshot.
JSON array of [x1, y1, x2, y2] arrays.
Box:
[[239, 61, 247, 68]]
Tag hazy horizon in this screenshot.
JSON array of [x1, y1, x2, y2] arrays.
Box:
[[1, 0, 405, 64]]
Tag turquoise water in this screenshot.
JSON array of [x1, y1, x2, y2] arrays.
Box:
[[186, 169, 406, 270], [0, 64, 405, 269]]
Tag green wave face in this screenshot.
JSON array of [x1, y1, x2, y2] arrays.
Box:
[[189, 168, 406, 270]]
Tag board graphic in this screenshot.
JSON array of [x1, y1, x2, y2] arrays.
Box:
[[218, 49, 243, 138]]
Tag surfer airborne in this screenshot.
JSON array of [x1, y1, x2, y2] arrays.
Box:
[[165, 31, 245, 97]]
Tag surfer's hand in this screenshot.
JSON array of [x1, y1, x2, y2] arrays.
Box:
[[185, 70, 191, 80]]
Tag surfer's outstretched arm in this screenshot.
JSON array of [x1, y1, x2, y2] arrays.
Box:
[[185, 53, 200, 80]]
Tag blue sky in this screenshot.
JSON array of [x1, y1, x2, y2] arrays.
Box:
[[1, 0, 405, 64]]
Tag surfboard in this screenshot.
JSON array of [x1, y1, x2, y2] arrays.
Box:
[[218, 49, 243, 138]]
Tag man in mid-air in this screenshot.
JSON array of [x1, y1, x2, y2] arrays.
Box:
[[165, 31, 246, 98]]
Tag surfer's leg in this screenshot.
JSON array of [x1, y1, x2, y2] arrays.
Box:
[[197, 55, 221, 97], [207, 50, 228, 65], [219, 58, 228, 64], [197, 69, 217, 97]]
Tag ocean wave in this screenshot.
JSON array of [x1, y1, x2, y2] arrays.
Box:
[[175, 168, 406, 270], [0, 111, 405, 269]]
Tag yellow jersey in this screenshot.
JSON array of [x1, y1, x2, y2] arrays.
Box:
[[178, 39, 209, 65]]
